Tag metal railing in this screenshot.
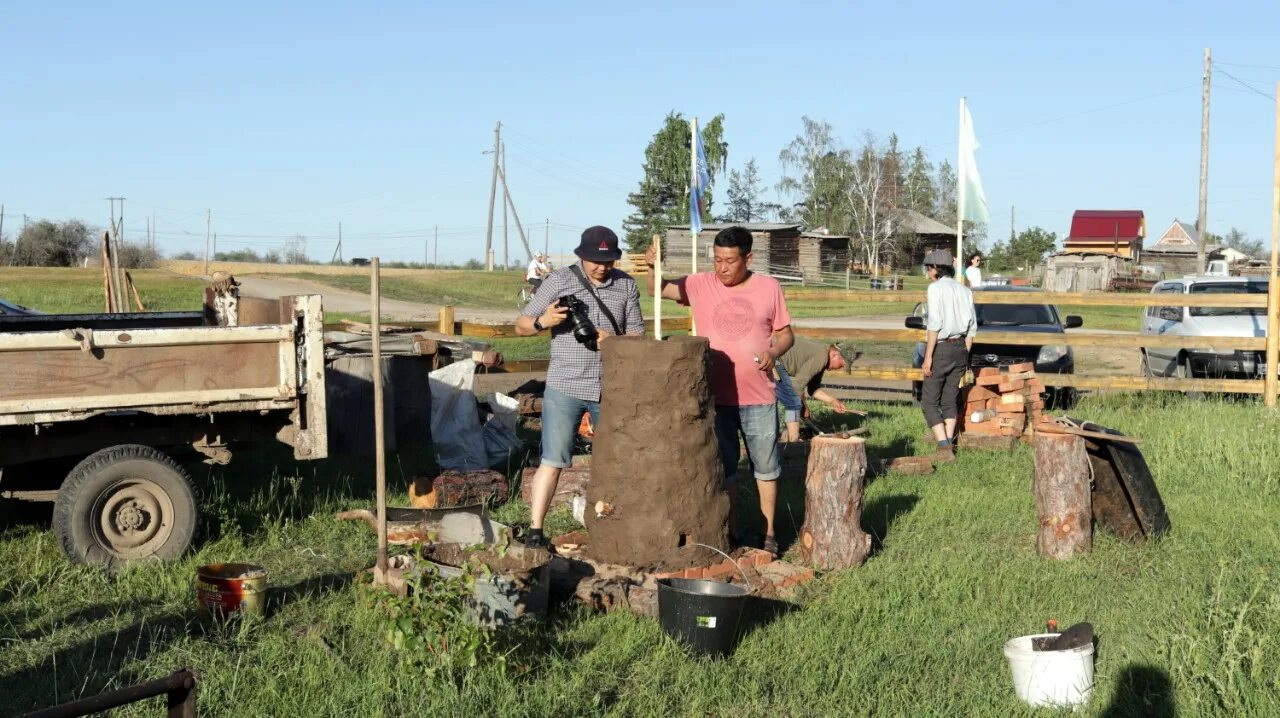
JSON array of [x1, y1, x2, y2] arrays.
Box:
[[19, 669, 196, 718]]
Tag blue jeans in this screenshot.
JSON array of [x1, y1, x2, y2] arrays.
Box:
[[715, 404, 782, 484], [774, 364, 803, 424], [540, 386, 600, 469]]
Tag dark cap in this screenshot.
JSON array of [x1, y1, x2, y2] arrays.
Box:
[[924, 249, 954, 266], [573, 226, 623, 263]]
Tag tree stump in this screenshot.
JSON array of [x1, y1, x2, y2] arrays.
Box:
[[1032, 432, 1092, 559], [798, 435, 871, 571]]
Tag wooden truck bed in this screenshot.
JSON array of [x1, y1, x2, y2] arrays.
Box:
[[0, 295, 327, 461]]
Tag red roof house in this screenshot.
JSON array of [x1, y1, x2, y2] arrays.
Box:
[[1063, 210, 1145, 259]]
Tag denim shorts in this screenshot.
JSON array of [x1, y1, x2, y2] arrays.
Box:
[[715, 403, 782, 483], [774, 364, 803, 423], [540, 386, 600, 469]]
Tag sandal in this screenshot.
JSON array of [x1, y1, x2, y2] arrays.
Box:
[[762, 535, 779, 558]]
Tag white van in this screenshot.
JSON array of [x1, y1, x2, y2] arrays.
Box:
[[1140, 276, 1268, 378]]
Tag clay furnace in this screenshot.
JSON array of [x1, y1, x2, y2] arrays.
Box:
[[585, 336, 730, 567]]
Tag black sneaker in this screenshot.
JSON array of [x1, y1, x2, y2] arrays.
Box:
[[522, 531, 551, 551]]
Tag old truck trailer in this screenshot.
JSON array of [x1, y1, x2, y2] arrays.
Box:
[[0, 292, 326, 566]]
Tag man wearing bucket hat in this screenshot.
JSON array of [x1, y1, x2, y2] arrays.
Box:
[[775, 339, 860, 442], [516, 226, 644, 549], [919, 248, 976, 461]]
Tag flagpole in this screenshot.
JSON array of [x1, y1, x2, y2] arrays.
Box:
[[691, 116, 699, 276], [955, 97, 966, 272]]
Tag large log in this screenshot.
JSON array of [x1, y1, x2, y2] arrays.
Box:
[[798, 435, 872, 571], [1032, 432, 1092, 559]]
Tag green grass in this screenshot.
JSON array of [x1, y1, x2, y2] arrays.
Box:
[[4, 395, 1280, 715], [0, 268, 205, 313]]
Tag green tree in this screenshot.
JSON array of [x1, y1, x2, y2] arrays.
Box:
[[11, 219, 93, 267], [989, 226, 1057, 272], [904, 147, 936, 215], [777, 116, 852, 229], [935, 159, 957, 225], [716, 158, 781, 223], [1215, 227, 1264, 258], [622, 112, 727, 252]]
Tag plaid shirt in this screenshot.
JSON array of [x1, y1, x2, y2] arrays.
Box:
[[522, 263, 644, 401]]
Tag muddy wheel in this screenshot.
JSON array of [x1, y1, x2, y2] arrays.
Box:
[[53, 445, 197, 567]]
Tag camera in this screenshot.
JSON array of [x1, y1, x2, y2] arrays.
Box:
[[558, 295, 599, 350]]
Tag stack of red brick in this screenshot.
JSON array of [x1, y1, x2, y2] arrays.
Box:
[[959, 363, 1046, 438]]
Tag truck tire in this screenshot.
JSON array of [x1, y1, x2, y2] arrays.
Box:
[[1175, 354, 1206, 401], [53, 445, 197, 567]]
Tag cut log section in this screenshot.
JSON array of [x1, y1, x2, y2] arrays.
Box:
[[1032, 432, 1092, 559], [798, 435, 872, 571]]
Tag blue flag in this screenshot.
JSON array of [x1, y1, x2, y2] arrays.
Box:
[[690, 129, 711, 234]]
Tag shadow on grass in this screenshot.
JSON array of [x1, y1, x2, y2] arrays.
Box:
[[862, 493, 921, 556], [0, 610, 192, 714], [1100, 664, 1175, 718], [738, 595, 799, 639]]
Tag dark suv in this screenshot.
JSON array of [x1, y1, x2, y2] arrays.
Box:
[[906, 286, 1082, 409]]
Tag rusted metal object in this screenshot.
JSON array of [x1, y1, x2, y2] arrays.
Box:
[[1081, 423, 1170, 541], [17, 668, 197, 718]]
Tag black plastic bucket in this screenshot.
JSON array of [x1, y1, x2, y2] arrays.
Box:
[[657, 577, 749, 658]]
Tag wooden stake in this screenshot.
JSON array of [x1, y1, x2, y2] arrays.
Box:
[[1266, 83, 1280, 408], [652, 234, 662, 340], [371, 257, 388, 582], [125, 271, 146, 312], [438, 305, 456, 336], [100, 232, 113, 313]]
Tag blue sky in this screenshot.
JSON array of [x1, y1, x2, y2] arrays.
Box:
[[2, 1, 1277, 265]]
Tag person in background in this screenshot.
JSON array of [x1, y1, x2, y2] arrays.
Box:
[[644, 226, 794, 557], [526, 252, 551, 291], [920, 249, 976, 462], [964, 251, 984, 288], [775, 339, 860, 442]]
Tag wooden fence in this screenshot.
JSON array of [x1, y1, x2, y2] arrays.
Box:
[[428, 285, 1280, 405]]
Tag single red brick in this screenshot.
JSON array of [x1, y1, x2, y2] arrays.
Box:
[[997, 380, 1026, 392], [704, 561, 737, 579], [1007, 362, 1034, 373]]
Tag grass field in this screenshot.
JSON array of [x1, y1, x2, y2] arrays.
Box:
[[3, 394, 1279, 716], [0, 268, 206, 314]]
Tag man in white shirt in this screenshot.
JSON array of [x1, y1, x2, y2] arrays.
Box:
[[526, 253, 551, 290], [920, 249, 976, 461], [964, 252, 984, 287]]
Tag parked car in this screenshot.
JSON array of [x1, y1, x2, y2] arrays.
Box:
[[1140, 276, 1268, 380], [905, 287, 1083, 409]]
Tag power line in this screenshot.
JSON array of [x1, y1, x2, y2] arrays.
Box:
[[1212, 64, 1276, 101], [1216, 61, 1280, 71]]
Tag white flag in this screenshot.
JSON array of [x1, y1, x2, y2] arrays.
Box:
[[958, 99, 989, 224]]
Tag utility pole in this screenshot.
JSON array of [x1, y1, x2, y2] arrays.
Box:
[[1010, 205, 1016, 243], [203, 209, 211, 276], [502, 141, 509, 270], [544, 218, 549, 257], [1197, 47, 1212, 274], [485, 121, 501, 271], [496, 163, 534, 262], [105, 197, 126, 311], [0, 204, 5, 246], [331, 221, 344, 264], [434, 224, 439, 266]]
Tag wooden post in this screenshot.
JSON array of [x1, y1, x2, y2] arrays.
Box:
[[798, 435, 872, 570], [1032, 432, 1092, 559], [1266, 83, 1280, 408], [652, 233, 662, 340], [371, 257, 388, 582], [438, 305, 456, 336]]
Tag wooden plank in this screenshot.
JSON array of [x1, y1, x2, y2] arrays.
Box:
[[1038, 374, 1265, 394], [0, 324, 292, 352], [793, 326, 1266, 350], [0, 342, 283, 404], [456, 315, 693, 340], [781, 288, 1268, 308]]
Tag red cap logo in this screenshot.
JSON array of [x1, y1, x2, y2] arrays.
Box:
[[599, 240, 609, 250]]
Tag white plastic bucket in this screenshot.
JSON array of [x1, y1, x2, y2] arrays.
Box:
[[1003, 633, 1095, 708]]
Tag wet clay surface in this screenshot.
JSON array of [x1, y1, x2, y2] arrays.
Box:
[[585, 336, 730, 568]]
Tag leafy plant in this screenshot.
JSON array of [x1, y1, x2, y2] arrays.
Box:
[[374, 556, 506, 681]]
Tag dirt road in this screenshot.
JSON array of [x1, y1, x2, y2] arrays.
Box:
[[235, 275, 513, 322]]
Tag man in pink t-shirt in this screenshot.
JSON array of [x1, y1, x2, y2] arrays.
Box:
[[646, 226, 795, 556]]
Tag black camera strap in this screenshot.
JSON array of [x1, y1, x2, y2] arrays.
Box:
[[569, 264, 622, 336]]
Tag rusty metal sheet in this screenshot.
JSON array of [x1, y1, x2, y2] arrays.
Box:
[[1083, 422, 1170, 540]]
